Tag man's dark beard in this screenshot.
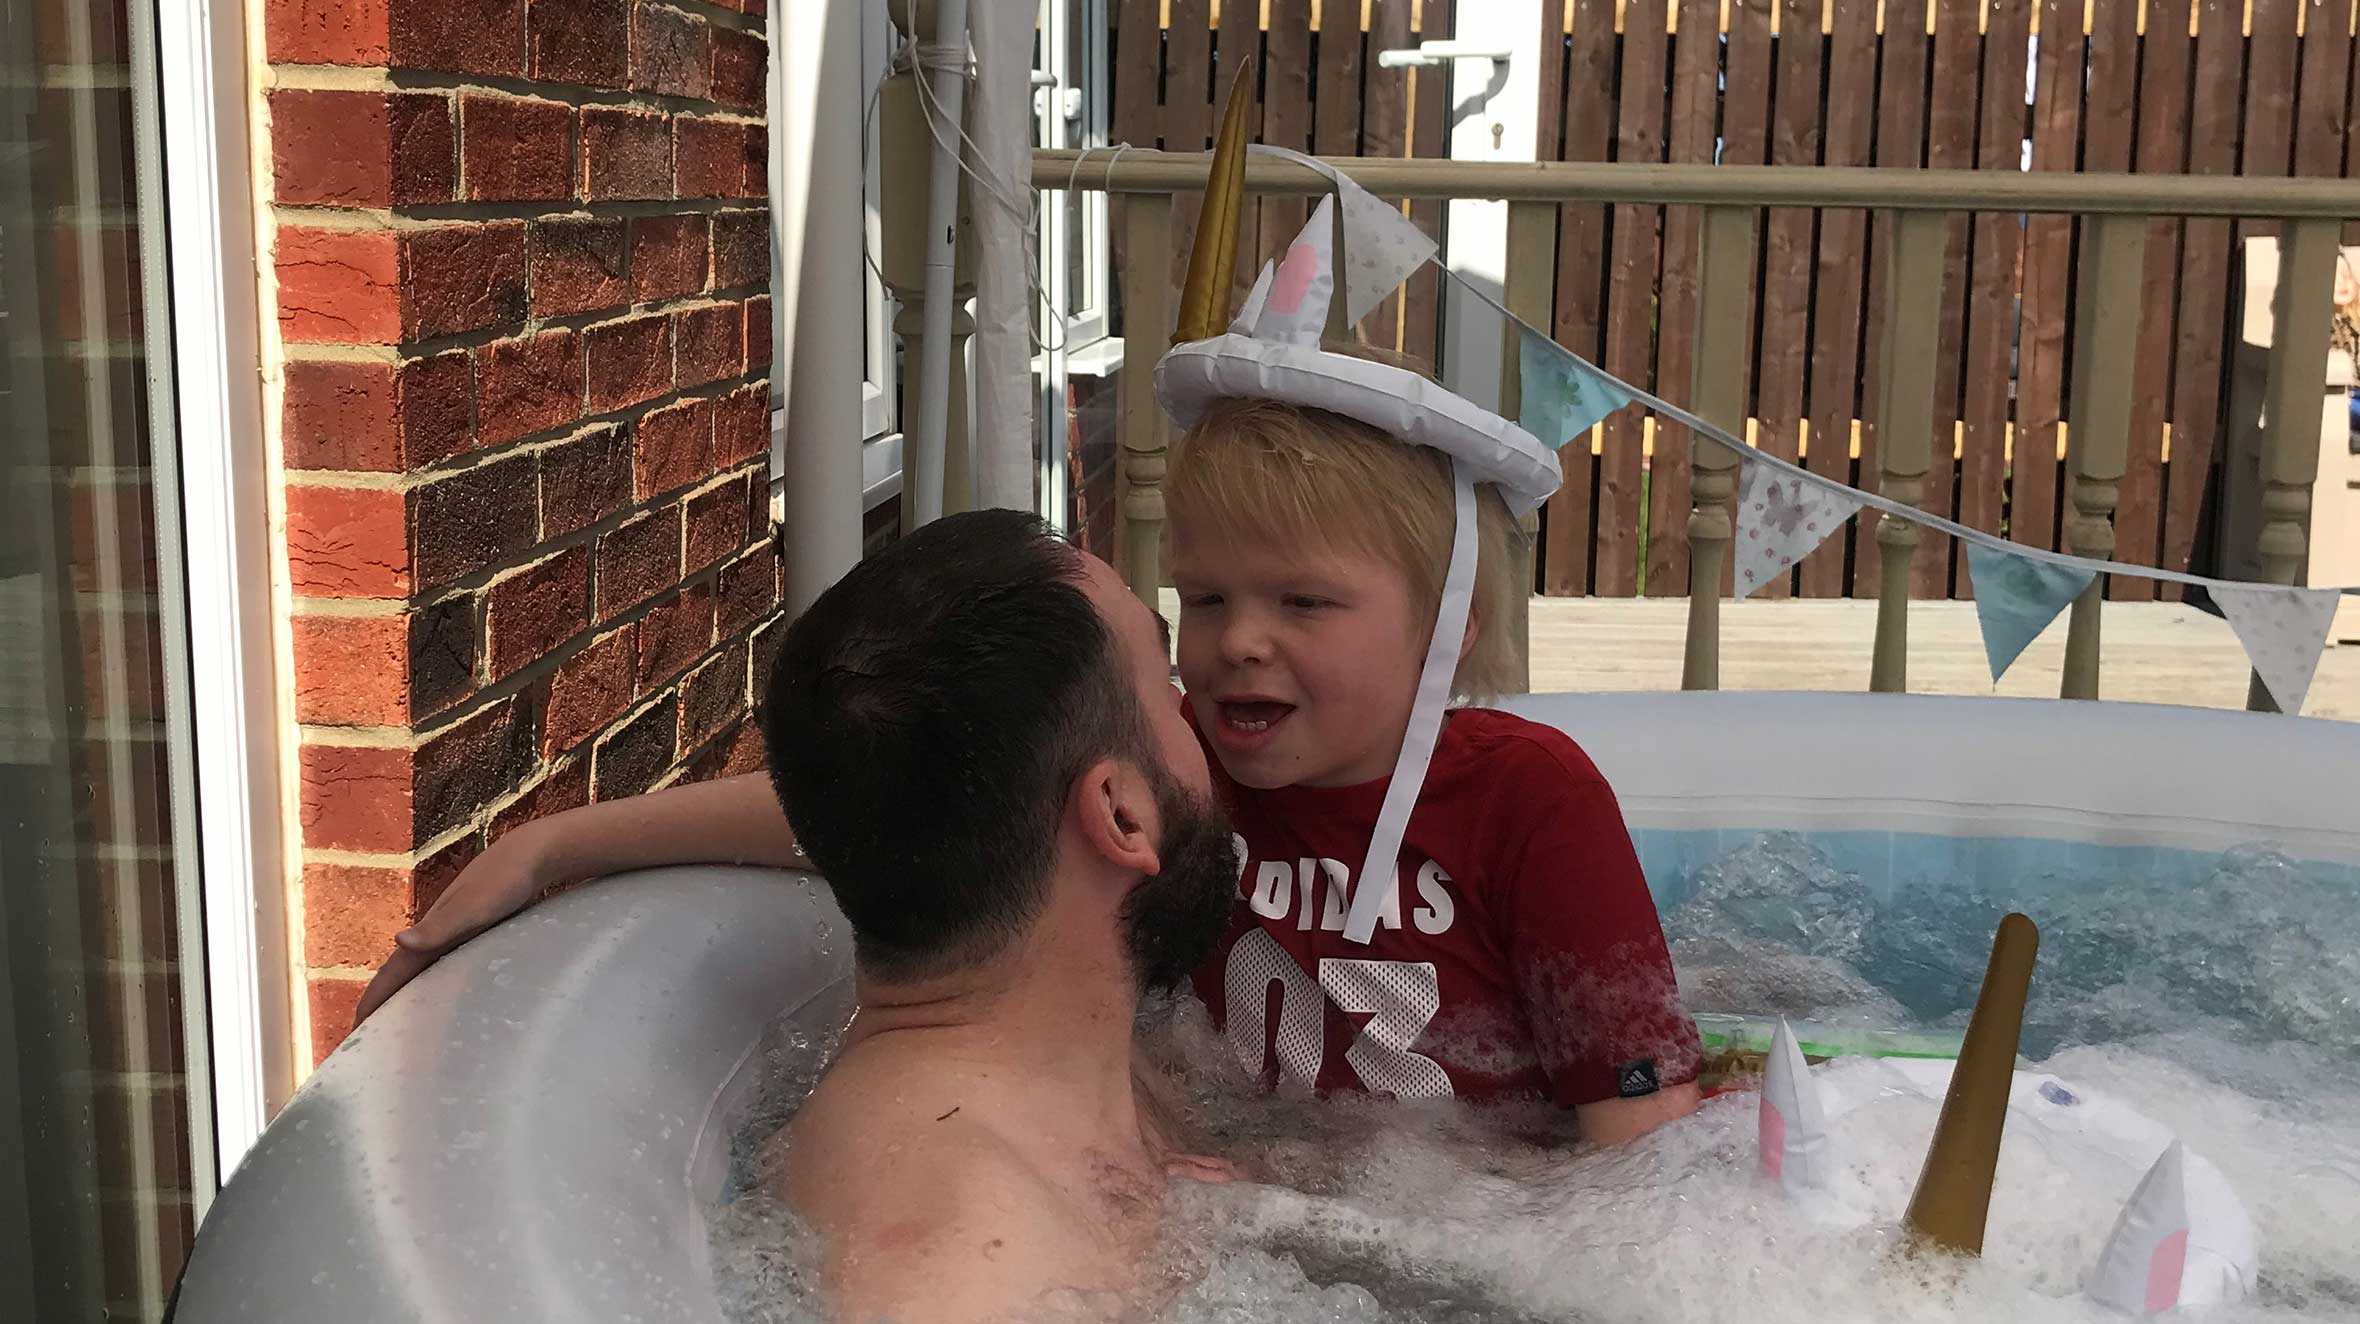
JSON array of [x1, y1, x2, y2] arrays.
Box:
[[1119, 770, 1238, 995]]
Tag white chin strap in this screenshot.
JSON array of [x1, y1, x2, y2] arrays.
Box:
[[1342, 459, 1479, 945]]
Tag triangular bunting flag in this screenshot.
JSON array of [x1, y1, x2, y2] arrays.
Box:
[[2210, 584, 2341, 715], [1733, 459, 1862, 599], [1254, 146, 1437, 327], [1516, 331, 1635, 450], [1964, 542, 2096, 684]]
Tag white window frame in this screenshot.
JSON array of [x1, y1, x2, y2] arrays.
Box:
[[1031, 0, 1115, 532], [155, 0, 295, 1189]]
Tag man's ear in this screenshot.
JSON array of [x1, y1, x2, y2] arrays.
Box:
[[1070, 757, 1162, 878]]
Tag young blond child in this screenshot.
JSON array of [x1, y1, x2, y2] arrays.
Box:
[[361, 363, 1699, 1145], [1162, 386, 1699, 1141]]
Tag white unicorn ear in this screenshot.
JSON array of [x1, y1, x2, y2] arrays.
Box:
[[1228, 261, 1277, 335], [2087, 1141, 2258, 1313], [1758, 1019, 1833, 1195], [1244, 194, 1338, 347]]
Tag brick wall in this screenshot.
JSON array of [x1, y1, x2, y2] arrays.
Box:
[[263, 0, 784, 1064]]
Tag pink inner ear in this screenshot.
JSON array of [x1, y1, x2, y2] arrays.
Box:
[[1759, 1101, 1787, 1179], [1270, 243, 1318, 314], [2145, 1228, 2189, 1312]]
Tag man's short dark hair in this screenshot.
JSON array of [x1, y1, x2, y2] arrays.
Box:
[[760, 508, 1152, 981]]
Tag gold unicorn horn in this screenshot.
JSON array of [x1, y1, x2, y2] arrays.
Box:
[[1903, 911, 2041, 1256], [1173, 59, 1256, 345]]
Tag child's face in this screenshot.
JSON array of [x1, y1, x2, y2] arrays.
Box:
[[1170, 519, 1426, 790]]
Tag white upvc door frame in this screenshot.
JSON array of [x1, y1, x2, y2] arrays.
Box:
[[1435, 0, 1542, 411], [153, 0, 295, 1193]]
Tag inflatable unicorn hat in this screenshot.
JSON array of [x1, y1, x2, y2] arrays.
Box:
[[1154, 68, 1561, 947]]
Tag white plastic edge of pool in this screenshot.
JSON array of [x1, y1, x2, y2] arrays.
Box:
[[170, 693, 2360, 1322]]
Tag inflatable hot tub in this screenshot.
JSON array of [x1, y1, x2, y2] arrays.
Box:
[[171, 693, 2360, 1322]]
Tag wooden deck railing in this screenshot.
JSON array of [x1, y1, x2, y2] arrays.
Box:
[[1037, 148, 2358, 709]]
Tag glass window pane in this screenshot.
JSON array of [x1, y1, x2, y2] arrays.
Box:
[[2, 0, 205, 1319]]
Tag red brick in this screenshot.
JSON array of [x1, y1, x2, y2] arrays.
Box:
[[739, 122, 767, 198], [629, 214, 708, 303], [635, 581, 714, 688], [592, 694, 678, 801], [721, 718, 767, 776], [398, 350, 480, 466], [389, 0, 526, 77], [484, 545, 590, 679], [746, 467, 774, 542], [267, 0, 390, 64], [745, 297, 772, 378], [584, 314, 673, 412], [409, 831, 488, 920], [303, 861, 413, 968], [489, 753, 590, 839], [715, 539, 779, 636], [632, 395, 710, 498], [283, 359, 402, 472], [474, 326, 581, 445], [287, 484, 410, 597], [277, 227, 400, 344], [300, 740, 413, 852], [711, 209, 767, 289], [459, 94, 574, 203], [293, 613, 411, 726], [528, 216, 627, 317], [678, 639, 747, 748], [271, 90, 454, 208], [409, 453, 539, 590], [711, 380, 767, 467], [580, 106, 670, 201], [528, 0, 628, 88], [310, 977, 367, 1066], [673, 301, 744, 386], [543, 627, 636, 754], [539, 423, 633, 536], [414, 695, 539, 840], [684, 721, 741, 783], [685, 473, 749, 573], [672, 116, 748, 198], [409, 595, 480, 718], [594, 505, 681, 618], [630, 4, 712, 99], [403, 222, 528, 339], [709, 26, 766, 110]]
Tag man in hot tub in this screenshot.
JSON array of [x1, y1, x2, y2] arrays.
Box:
[[556, 510, 1243, 1320]]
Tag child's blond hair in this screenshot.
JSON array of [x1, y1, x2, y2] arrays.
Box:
[[1165, 344, 1525, 700]]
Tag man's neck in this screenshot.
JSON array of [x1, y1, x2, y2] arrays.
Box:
[[849, 926, 1144, 1139]]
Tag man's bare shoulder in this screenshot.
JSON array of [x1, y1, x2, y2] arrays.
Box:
[[777, 1076, 1126, 1323]]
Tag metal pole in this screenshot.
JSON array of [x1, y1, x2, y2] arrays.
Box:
[[905, 0, 971, 527]]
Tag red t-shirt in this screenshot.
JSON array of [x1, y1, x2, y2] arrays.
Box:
[[1186, 707, 1700, 1108]]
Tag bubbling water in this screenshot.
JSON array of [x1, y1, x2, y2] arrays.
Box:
[[708, 841, 2360, 1322]]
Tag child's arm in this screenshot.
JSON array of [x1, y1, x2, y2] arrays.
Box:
[[353, 772, 803, 1022], [1505, 766, 1703, 1144]]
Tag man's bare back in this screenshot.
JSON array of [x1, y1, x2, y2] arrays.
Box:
[[776, 1027, 1174, 1323]]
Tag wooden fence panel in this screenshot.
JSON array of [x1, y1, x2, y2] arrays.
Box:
[[1801, 0, 1877, 598], [2014, 0, 2086, 566], [1956, 0, 2033, 600], [1855, 0, 1932, 599], [1259, 0, 1314, 273], [1599, 0, 1671, 597], [1101, 0, 2360, 601], [2163, 0, 2250, 599], [1754, 0, 1822, 601]]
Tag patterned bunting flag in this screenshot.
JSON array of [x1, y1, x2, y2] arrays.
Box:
[[1964, 542, 2096, 684], [1517, 330, 1636, 451], [1732, 458, 1862, 599], [2210, 583, 2342, 714], [1258, 146, 1438, 327]]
